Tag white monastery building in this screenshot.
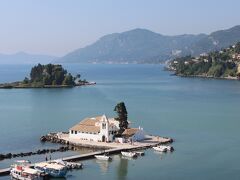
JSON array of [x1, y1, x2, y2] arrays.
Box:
[[69, 115, 145, 143]]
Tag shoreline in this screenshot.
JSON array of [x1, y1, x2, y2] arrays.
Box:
[[40, 132, 173, 149], [0, 82, 96, 89], [175, 73, 239, 81]]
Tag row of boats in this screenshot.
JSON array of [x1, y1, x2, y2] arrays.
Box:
[[10, 160, 82, 180], [94, 150, 144, 160], [94, 145, 173, 160], [10, 145, 173, 180]]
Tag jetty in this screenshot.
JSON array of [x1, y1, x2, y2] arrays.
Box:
[[0, 135, 172, 177]]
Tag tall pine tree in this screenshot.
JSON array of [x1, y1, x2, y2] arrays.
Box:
[[114, 102, 128, 135]]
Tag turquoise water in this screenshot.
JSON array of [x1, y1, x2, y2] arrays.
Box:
[[1, 64, 240, 179]]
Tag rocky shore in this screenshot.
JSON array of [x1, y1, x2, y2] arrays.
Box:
[[176, 73, 239, 80], [0, 132, 108, 162]]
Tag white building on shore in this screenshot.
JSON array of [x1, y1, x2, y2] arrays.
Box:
[[69, 115, 145, 143]]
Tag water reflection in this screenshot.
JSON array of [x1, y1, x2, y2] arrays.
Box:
[[95, 159, 111, 174], [116, 155, 129, 180]]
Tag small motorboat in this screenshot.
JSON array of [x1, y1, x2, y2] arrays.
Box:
[[34, 162, 67, 178], [53, 159, 83, 169], [159, 145, 174, 151], [95, 154, 112, 161], [134, 151, 145, 156], [10, 160, 48, 180], [121, 151, 137, 158], [153, 146, 167, 152]]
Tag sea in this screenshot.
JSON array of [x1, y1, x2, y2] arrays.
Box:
[[0, 64, 240, 180]]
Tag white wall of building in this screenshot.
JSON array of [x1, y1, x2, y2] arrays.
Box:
[[69, 130, 102, 141], [68, 115, 146, 143], [115, 137, 126, 143], [131, 129, 146, 142]]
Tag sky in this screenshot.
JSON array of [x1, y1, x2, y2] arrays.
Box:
[[0, 0, 240, 56]]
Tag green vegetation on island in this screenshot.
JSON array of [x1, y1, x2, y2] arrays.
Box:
[[0, 63, 95, 88], [169, 42, 240, 79]]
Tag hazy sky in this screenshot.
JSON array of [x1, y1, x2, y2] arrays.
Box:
[[0, 0, 240, 56]]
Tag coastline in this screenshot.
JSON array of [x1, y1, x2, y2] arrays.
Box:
[[0, 82, 96, 89], [174, 73, 239, 81]]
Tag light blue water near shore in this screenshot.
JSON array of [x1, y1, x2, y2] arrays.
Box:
[[1, 64, 240, 180]]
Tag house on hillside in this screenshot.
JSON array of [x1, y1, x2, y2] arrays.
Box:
[[69, 115, 145, 143], [232, 54, 240, 61]]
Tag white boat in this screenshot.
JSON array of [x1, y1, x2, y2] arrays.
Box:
[[159, 145, 174, 151], [34, 162, 67, 178], [121, 151, 137, 158], [95, 154, 112, 161], [53, 159, 83, 169], [153, 146, 167, 152], [135, 151, 145, 156], [10, 160, 47, 180]]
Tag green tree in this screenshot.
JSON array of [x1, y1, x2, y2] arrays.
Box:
[[28, 64, 77, 86], [30, 63, 43, 82], [23, 77, 29, 84], [76, 74, 81, 79], [54, 70, 65, 85], [43, 75, 52, 85], [63, 73, 74, 85], [114, 102, 128, 135]]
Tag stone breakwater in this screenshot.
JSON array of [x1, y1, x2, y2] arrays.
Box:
[[0, 146, 71, 161], [0, 132, 110, 162], [40, 132, 70, 144]]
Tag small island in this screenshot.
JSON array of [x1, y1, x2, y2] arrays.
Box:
[[0, 102, 173, 163], [168, 42, 240, 80], [0, 63, 95, 88]]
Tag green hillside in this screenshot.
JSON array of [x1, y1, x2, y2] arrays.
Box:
[[169, 42, 240, 79]]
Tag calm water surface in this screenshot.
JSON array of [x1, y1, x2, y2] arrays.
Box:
[[0, 64, 240, 180]]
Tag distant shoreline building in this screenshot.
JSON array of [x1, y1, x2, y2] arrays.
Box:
[[69, 115, 145, 143]]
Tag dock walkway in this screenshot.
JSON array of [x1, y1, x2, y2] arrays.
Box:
[[0, 135, 172, 176]]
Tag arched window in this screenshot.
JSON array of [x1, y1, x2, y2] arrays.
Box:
[[102, 123, 106, 129]]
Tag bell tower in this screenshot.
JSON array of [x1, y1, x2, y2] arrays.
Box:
[[100, 114, 109, 142]]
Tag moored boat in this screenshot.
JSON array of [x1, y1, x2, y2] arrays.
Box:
[[153, 146, 167, 152], [121, 151, 137, 158], [10, 160, 48, 180], [134, 151, 145, 156], [95, 154, 112, 161], [159, 145, 174, 151], [34, 162, 67, 178], [53, 159, 83, 169]]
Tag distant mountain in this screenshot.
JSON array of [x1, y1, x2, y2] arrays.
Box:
[[58, 25, 240, 64], [190, 25, 240, 55], [0, 52, 57, 64]]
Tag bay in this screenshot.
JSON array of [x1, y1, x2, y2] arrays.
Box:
[[0, 64, 240, 180]]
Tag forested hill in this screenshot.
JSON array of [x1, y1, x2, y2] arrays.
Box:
[[57, 25, 240, 64], [168, 42, 240, 79]]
